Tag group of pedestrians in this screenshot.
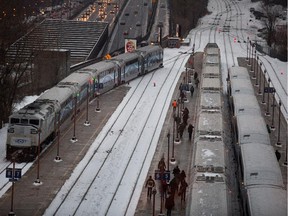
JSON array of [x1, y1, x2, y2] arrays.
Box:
[[145, 162, 189, 216]]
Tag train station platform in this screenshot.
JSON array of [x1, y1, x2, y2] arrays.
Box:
[[0, 87, 130, 216], [134, 52, 204, 216]]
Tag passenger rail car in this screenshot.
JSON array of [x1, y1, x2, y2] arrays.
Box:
[[6, 45, 163, 161], [227, 66, 286, 216], [189, 43, 230, 215]]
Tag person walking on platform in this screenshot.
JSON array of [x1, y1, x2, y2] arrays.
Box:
[[188, 123, 194, 141], [145, 176, 155, 199], [275, 150, 281, 161], [172, 99, 177, 113], [179, 179, 188, 203], [190, 85, 194, 97], [195, 78, 199, 88], [194, 71, 198, 81], [165, 193, 175, 216], [178, 123, 185, 139], [158, 157, 166, 173]]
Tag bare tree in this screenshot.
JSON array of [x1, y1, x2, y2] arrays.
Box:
[[260, 2, 281, 46]]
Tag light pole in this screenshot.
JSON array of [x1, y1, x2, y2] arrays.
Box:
[[175, 98, 180, 143], [258, 62, 263, 94], [171, 117, 176, 163], [276, 101, 282, 147], [255, 56, 259, 86], [84, 85, 90, 126], [270, 91, 276, 130], [167, 132, 170, 171], [34, 128, 42, 185], [8, 151, 19, 216], [252, 51, 257, 79], [152, 188, 157, 216], [71, 95, 78, 143], [265, 78, 271, 116], [248, 41, 252, 66], [250, 43, 254, 72], [95, 96, 101, 112], [246, 37, 249, 61], [55, 113, 62, 162], [261, 70, 267, 104]]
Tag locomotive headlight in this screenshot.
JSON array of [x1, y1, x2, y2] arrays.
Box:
[[30, 129, 38, 134], [8, 128, 14, 133]]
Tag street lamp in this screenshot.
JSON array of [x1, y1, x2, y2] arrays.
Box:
[[54, 113, 62, 162], [250, 43, 254, 72], [152, 188, 157, 216], [252, 51, 257, 79], [71, 95, 78, 143], [248, 41, 252, 66], [246, 37, 249, 61], [84, 85, 90, 126], [270, 91, 276, 130], [276, 101, 282, 147], [171, 117, 176, 163], [95, 96, 101, 112], [167, 132, 170, 171], [261, 70, 267, 104], [255, 56, 259, 86], [258, 62, 263, 94], [34, 128, 42, 185], [265, 78, 271, 116]]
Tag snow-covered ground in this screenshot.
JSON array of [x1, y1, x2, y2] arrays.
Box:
[[0, 0, 286, 215]]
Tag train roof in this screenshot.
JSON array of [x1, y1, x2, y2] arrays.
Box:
[[58, 71, 91, 87], [198, 112, 222, 135], [111, 50, 139, 62], [204, 43, 220, 55], [189, 179, 228, 216], [202, 65, 220, 77], [228, 66, 249, 78], [137, 45, 162, 54], [84, 60, 116, 72], [201, 77, 221, 90], [204, 55, 220, 65], [236, 114, 270, 145], [241, 144, 284, 187], [194, 139, 225, 169], [200, 91, 221, 110], [232, 94, 261, 116], [38, 85, 76, 105], [230, 79, 254, 95], [247, 186, 287, 216]]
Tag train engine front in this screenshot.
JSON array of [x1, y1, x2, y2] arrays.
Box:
[[6, 99, 59, 162]]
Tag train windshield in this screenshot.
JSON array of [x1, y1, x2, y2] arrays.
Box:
[[10, 118, 20, 124], [20, 119, 28, 124], [30, 119, 39, 126]]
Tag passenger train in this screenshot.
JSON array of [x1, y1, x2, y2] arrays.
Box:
[[227, 66, 286, 216], [6, 45, 163, 161], [188, 43, 231, 215]]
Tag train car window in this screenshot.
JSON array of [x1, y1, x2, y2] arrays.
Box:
[[21, 119, 28, 124], [30, 119, 39, 125], [10, 118, 20, 124]]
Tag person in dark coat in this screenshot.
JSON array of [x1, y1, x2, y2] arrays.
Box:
[[178, 123, 185, 139], [165, 193, 175, 216], [173, 166, 180, 176], [179, 170, 186, 182], [195, 78, 199, 88], [158, 157, 166, 172], [188, 124, 194, 141], [190, 85, 194, 97], [275, 150, 281, 161], [194, 71, 198, 80], [179, 179, 188, 203], [145, 176, 155, 199]]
